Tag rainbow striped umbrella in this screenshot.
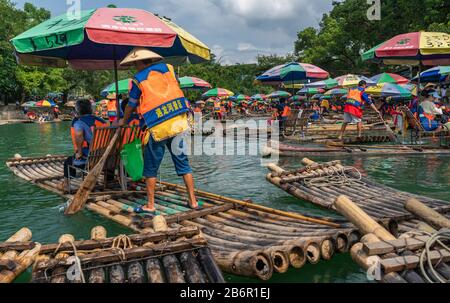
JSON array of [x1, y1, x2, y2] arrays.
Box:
[[35, 100, 57, 107], [362, 32, 450, 66], [202, 88, 234, 98], [370, 73, 410, 85], [179, 76, 211, 89], [256, 62, 329, 85], [11, 7, 210, 69], [305, 78, 339, 89], [324, 88, 349, 96], [366, 83, 412, 98], [267, 91, 292, 99], [250, 94, 267, 101], [335, 74, 376, 88], [298, 87, 325, 95]]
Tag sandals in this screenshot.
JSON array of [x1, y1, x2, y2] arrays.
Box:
[[134, 206, 157, 215], [189, 201, 204, 210]]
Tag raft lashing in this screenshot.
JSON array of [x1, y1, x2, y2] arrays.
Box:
[[32, 225, 225, 283], [7, 155, 359, 281], [0, 228, 41, 283], [266, 159, 450, 228]]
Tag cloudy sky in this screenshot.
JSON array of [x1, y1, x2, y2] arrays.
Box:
[[13, 0, 334, 64]]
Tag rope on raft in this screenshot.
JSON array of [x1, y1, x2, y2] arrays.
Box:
[[418, 229, 450, 283], [303, 166, 364, 188]]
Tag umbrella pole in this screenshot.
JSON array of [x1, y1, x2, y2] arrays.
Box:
[[112, 46, 127, 191]]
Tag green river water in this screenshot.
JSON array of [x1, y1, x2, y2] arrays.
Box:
[[0, 122, 449, 283]]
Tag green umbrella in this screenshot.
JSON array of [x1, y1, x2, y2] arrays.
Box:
[[101, 79, 132, 96]]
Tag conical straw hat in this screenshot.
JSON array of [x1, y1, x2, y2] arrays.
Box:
[[120, 47, 163, 66]]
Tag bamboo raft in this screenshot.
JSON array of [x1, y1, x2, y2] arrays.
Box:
[[6, 155, 359, 281], [266, 158, 450, 226], [0, 228, 41, 283], [32, 225, 225, 283], [333, 196, 450, 283], [263, 143, 450, 158]]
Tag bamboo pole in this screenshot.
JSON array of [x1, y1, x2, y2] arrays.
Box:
[[334, 196, 396, 242], [88, 227, 107, 284], [405, 198, 450, 229], [0, 228, 39, 284]]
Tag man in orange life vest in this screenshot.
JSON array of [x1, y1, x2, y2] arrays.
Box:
[[120, 47, 199, 214], [338, 80, 380, 140], [277, 98, 291, 132], [58, 99, 107, 192]]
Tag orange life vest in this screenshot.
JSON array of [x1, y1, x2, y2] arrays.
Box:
[[282, 105, 291, 118], [107, 100, 118, 117], [133, 63, 189, 129], [345, 88, 366, 118], [71, 115, 107, 156]]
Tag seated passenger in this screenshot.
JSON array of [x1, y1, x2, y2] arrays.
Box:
[[58, 99, 107, 192], [418, 90, 443, 132]]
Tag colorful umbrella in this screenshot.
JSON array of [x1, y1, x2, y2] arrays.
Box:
[[179, 76, 211, 89], [35, 100, 57, 107], [324, 88, 349, 96], [411, 66, 450, 83], [366, 83, 412, 98], [370, 73, 410, 85], [236, 94, 251, 101], [21, 101, 36, 107], [298, 87, 325, 95], [334, 74, 376, 88], [305, 78, 339, 89], [12, 7, 210, 118], [101, 78, 132, 96], [256, 62, 329, 85], [202, 88, 234, 98], [250, 94, 267, 101], [320, 95, 332, 100], [311, 94, 323, 100], [362, 32, 450, 66], [11, 8, 210, 69], [195, 101, 205, 105], [267, 91, 292, 99], [288, 95, 307, 102]]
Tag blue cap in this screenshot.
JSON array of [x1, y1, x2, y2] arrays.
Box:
[[432, 92, 442, 99]]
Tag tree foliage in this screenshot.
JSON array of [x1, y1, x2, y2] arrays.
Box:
[[294, 0, 450, 77]]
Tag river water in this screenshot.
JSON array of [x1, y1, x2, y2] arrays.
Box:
[[0, 122, 448, 283]]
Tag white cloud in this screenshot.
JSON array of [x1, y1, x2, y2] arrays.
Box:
[[237, 43, 257, 52]]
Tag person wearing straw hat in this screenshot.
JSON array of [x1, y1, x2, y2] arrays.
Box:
[[120, 47, 199, 214]]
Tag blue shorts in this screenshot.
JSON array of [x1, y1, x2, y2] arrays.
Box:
[[143, 136, 193, 178], [420, 118, 440, 131]]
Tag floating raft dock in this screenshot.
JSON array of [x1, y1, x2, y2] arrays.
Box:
[[32, 226, 224, 283], [7, 155, 359, 281], [266, 159, 450, 232], [263, 143, 450, 157]]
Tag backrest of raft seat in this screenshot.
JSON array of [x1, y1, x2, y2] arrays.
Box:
[[88, 126, 116, 171], [399, 106, 425, 132]]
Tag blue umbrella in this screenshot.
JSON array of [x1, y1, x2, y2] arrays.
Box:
[[411, 66, 450, 83]]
